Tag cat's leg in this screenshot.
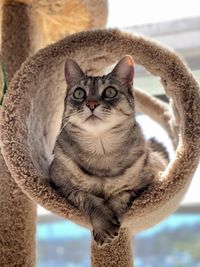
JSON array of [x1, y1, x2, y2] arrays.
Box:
[[107, 186, 148, 219], [69, 190, 120, 246], [107, 190, 137, 219], [49, 179, 120, 246]]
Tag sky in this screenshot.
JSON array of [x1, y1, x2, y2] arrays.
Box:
[[107, 0, 200, 28]]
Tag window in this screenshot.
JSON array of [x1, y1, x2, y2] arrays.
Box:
[[37, 213, 200, 267]]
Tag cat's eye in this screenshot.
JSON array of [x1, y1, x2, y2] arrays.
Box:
[[103, 87, 118, 98], [73, 87, 86, 100]]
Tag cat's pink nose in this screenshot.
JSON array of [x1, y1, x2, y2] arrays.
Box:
[[86, 100, 99, 111]]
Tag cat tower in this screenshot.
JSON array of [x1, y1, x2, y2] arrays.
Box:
[[0, 1, 200, 267]]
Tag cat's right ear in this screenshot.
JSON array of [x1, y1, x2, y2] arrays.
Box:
[[65, 58, 85, 87], [110, 55, 134, 85]]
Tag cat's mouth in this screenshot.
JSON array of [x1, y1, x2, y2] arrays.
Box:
[[85, 114, 102, 122]]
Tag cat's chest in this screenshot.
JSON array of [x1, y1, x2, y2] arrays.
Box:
[[102, 154, 146, 195], [59, 151, 146, 197], [78, 131, 120, 155]]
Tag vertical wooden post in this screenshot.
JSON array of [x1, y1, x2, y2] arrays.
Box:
[[91, 228, 133, 267], [0, 2, 41, 266]]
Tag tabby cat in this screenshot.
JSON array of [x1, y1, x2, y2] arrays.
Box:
[[49, 55, 168, 246]]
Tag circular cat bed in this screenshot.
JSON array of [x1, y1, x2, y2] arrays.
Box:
[[0, 29, 200, 236], [0, 0, 108, 45]]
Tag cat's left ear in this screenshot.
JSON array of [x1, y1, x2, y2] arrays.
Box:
[[65, 58, 85, 87], [111, 55, 134, 85]]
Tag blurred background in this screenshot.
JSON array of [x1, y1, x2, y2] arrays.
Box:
[[37, 0, 200, 266]]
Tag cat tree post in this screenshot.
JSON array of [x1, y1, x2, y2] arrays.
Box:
[[0, 2, 40, 266], [91, 228, 133, 267]]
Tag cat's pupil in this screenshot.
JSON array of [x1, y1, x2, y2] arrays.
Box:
[[103, 87, 117, 98], [73, 88, 86, 99]]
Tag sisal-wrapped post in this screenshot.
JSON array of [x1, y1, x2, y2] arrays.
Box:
[[0, 2, 40, 266]]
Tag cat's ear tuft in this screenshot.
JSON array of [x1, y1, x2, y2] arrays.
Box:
[[65, 58, 85, 87], [111, 55, 134, 85]]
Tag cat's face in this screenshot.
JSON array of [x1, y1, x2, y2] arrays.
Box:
[[63, 56, 135, 133]]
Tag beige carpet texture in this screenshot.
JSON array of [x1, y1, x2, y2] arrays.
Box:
[[0, 0, 108, 46], [0, 3, 41, 266], [0, 28, 200, 266]]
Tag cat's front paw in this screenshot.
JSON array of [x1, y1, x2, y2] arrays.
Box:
[[91, 207, 120, 246]]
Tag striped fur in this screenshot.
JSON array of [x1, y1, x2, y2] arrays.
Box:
[[49, 56, 168, 246]]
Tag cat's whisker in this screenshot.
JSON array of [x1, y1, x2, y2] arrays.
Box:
[[60, 121, 69, 131]]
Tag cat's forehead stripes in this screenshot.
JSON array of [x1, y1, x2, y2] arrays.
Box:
[[77, 76, 110, 96], [89, 76, 106, 96]]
